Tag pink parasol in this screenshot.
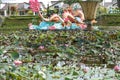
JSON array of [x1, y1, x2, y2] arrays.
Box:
[[29, 0, 40, 12]]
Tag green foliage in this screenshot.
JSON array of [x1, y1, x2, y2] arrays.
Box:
[[0, 30, 120, 79], [0, 30, 120, 63], [0, 15, 5, 27], [62, 0, 81, 5], [97, 14, 120, 26], [0, 16, 40, 32], [97, 6, 107, 16], [61, 0, 103, 5], [27, 10, 34, 15], [86, 0, 103, 2], [117, 0, 120, 8]]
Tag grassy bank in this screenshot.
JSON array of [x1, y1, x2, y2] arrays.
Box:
[[0, 16, 40, 32], [97, 14, 120, 26], [0, 15, 120, 32]]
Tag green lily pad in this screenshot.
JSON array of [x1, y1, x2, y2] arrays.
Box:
[[72, 71, 79, 76], [0, 50, 3, 55], [65, 77, 72, 80], [10, 51, 19, 59]]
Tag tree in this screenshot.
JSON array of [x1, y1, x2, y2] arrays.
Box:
[[117, 0, 120, 8], [61, 0, 103, 5], [61, 0, 81, 5], [10, 6, 17, 15]]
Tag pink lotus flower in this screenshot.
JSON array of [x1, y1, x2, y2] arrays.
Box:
[[65, 44, 69, 47], [83, 68, 88, 73], [14, 60, 22, 66], [38, 46, 45, 50], [114, 65, 120, 72], [29, 0, 40, 12], [82, 67, 89, 73]]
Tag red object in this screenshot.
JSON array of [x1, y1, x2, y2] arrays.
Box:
[[29, 0, 40, 12]]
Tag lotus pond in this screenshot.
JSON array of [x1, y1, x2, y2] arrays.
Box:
[[0, 30, 120, 80]]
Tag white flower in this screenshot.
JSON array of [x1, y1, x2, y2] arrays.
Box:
[[38, 70, 46, 79], [3, 50, 7, 53], [42, 67, 47, 72]]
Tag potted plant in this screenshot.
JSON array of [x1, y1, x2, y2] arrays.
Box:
[[62, 0, 103, 30], [79, 0, 103, 30]]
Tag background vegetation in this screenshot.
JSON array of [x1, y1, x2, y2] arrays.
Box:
[[0, 16, 40, 32]]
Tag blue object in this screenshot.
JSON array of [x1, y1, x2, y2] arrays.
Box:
[[31, 21, 81, 30], [32, 21, 54, 30], [70, 23, 80, 29]]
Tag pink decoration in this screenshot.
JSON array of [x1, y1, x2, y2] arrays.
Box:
[[29, 0, 40, 12], [48, 26, 56, 30], [80, 24, 87, 30], [64, 18, 69, 22]]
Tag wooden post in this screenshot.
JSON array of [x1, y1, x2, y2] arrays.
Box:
[[4, 10, 7, 16]]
